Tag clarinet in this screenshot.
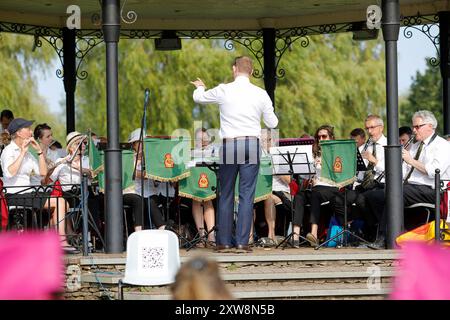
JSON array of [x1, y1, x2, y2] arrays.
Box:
[[361, 137, 372, 154], [375, 134, 415, 183]]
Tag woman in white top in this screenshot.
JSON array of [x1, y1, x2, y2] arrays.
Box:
[[47, 131, 106, 249], [190, 128, 215, 245], [1, 118, 72, 250], [123, 129, 169, 232], [306, 125, 344, 246]]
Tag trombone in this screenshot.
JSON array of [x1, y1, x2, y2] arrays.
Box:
[[375, 134, 415, 183]]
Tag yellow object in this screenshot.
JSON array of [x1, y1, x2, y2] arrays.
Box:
[[396, 220, 450, 246]]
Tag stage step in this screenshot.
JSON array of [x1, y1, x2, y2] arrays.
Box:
[[66, 248, 398, 300], [122, 282, 391, 300]]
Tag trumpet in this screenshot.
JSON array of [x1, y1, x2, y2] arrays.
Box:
[[375, 134, 415, 183]]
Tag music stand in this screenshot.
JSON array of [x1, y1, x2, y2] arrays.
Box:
[[185, 157, 220, 251], [271, 147, 314, 249], [315, 144, 374, 250]]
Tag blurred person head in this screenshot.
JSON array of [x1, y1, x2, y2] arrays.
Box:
[[128, 128, 145, 155], [194, 127, 210, 149], [34, 123, 53, 147], [412, 110, 438, 142], [66, 131, 87, 156], [232, 56, 253, 78], [171, 257, 233, 300], [350, 128, 366, 148], [313, 125, 334, 158], [399, 126, 413, 148], [364, 115, 384, 142], [0, 109, 14, 130], [7, 118, 34, 142]]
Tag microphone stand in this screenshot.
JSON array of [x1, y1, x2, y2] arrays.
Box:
[[132, 89, 152, 230], [70, 134, 105, 253]]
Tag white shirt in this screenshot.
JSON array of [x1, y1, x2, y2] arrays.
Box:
[[366, 134, 387, 183], [131, 161, 159, 198], [157, 181, 175, 197], [405, 133, 450, 188], [272, 175, 290, 193], [1, 141, 41, 193], [50, 156, 90, 191], [193, 76, 278, 139]]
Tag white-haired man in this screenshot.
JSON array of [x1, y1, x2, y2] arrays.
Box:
[[365, 110, 450, 248]]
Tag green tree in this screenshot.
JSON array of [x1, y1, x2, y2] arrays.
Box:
[[0, 33, 64, 141], [76, 34, 387, 141], [400, 59, 442, 133]]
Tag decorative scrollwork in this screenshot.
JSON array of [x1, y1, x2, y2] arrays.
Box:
[[74, 36, 104, 80], [402, 13, 440, 67], [120, 0, 138, 24], [222, 31, 264, 79]]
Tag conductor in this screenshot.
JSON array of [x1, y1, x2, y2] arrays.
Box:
[[191, 56, 278, 253]]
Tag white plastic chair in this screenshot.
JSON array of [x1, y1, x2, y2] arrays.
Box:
[[118, 230, 180, 299]]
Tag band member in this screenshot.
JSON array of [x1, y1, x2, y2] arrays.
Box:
[[191, 56, 278, 253], [191, 127, 215, 246], [365, 110, 450, 248], [1, 118, 73, 251], [306, 125, 345, 247]]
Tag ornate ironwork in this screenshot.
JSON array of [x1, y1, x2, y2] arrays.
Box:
[[120, 0, 138, 24], [402, 13, 440, 67], [74, 30, 104, 80]]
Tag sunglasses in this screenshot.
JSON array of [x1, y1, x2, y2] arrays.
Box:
[[412, 123, 428, 130], [318, 134, 329, 139]]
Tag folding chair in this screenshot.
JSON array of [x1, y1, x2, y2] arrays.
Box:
[[118, 230, 180, 300]]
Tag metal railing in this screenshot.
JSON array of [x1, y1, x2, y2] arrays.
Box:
[[0, 175, 94, 255]]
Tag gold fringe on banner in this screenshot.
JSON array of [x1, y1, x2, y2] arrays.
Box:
[[178, 192, 216, 202], [145, 171, 190, 182]]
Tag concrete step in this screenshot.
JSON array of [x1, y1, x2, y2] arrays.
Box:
[[122, 282, 391, 300], [81, 266, 395, 284]]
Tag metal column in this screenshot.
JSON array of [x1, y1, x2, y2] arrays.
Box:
[[382, 0, 403, 248], [102, 0, 123, 253], [263, 28, 276, 106], [439, 11, 450, 135], [62, 28, 76, 135]]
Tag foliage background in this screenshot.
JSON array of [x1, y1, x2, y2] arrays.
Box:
[[0, 33, 443, 143]]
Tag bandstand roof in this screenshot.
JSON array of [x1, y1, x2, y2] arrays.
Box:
[[0, 0, 447, 32]]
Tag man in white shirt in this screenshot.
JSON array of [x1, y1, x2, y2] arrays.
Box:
[[191, 56, 278, 252], [366, 110, 450, 248]]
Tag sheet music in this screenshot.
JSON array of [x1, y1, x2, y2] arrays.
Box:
[[269, 145, 315, 176]]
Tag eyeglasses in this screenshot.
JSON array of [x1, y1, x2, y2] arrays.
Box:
[[318, 134, 329, 139], [365, 125, 381, 131], [412, 123, 428, 130]]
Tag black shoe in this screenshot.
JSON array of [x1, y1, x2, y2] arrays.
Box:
[[214, 244, 234, 253], [235, 244, 253, 253]]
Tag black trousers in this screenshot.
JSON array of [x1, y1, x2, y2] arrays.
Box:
[[365, 184, 435, 236], [309, 185, 342, 225], [123, 193, 167, 229], [272, 190, 307, 226]]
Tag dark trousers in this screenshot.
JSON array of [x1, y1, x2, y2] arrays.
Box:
[[123, 194, 167, 229], [272, 191, 306, 227], [309, 185, 342, 225], [365, 184, 434, 236], [217, 138, 260, 247]]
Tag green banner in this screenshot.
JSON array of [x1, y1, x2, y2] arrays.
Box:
[[88, 134, 103, 177], [179, 166, 217, 202], [319, 139, 356, 187], [235, 156, 273, 203], [97, 150, 135, 192], [143, 137, 190, 182]]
